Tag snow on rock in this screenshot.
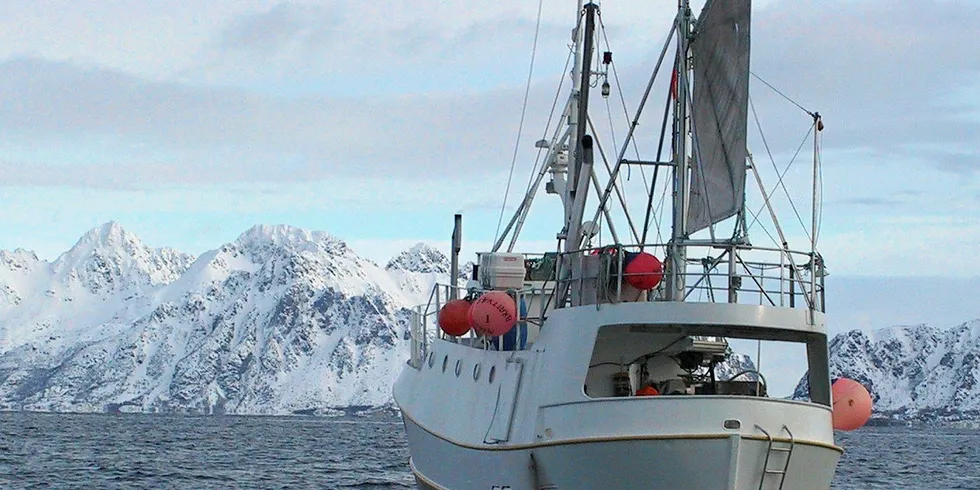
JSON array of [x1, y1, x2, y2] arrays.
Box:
[[715, 351, 760, 382], [0, 223, 446, 415], [792, 321, 980, 423], [386, 243, 450, 274], [6, 222, 976, 420], [53, 221, 194, 292]]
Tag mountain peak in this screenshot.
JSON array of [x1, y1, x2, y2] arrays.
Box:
[[53, 222, 193, 292], [76, 221, 139, 249], [795, 321, 980, 423], [235, 224, 348, 255], [58, 221, 146, 266], [386, 243, 450, 274]]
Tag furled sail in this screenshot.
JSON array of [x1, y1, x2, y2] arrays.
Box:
[[687, 0, 751, 234]]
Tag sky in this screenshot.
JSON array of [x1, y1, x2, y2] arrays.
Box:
[[0, 1, 979, 391]]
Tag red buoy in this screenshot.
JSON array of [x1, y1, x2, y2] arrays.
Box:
[[636, 385, 660, 396], [468, 291, 517, 337], [624, 252, 664, 290], [832, 378, 873, 431], [437, 299, 471, 337]]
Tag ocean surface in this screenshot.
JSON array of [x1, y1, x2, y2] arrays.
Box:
[[1, 412, 978, 489]]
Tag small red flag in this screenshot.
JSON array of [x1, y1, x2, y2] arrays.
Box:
[[670, 67, 678, 100]]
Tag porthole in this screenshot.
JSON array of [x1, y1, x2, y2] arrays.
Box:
[[442, 355, 449, 373], [427, 352, 435, 368], [455, 360, 462, 377], [488, 365, 497, 384], [724, 419, 741, 430], [473, 364, 482, 381]]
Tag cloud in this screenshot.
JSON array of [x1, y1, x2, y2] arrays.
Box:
[[0, 0, 977, 244], [834, 197, 904, 207], [748, 0, 980, 166], [0, 56, 543, 185]]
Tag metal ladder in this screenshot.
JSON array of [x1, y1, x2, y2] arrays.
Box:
[[756, 425, 795, 490]]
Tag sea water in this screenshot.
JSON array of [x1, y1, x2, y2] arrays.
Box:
[[1, 412, 978, 489]]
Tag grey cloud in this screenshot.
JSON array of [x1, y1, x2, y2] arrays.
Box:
[[746, 0, 980, 164], [2, 0, 977, 190], [220, 3, 312, 53], [205, 3, 570, 85], [833, 197, 904, 207], [0, 57, 546, 187], [933, 151, 980, 175]]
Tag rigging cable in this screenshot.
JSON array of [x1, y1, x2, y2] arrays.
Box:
[[746, 96, 813, 240], [598, 11, 650, 191], [523, 47, 576, 196], [598, 10, 671, 250], [493, 0, 547, 245], [641, 85, 676, 251], [750, 71, 814, 118]]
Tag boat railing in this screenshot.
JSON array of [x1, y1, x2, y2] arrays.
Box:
[[406, 281, 555, 368], [406, 244, 824, 367], [554, 243, 825, 311]]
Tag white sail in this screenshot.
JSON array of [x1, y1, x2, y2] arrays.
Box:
[[688, 0, 751, 234]]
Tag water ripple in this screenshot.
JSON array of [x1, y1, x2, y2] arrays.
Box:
[[1, 412, 976, 488]]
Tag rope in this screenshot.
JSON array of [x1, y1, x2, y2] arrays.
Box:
[[494, 0, 546, 244], [746, 96, 813, 240], [750, 71, 814, 117], [524, 47, 575, 196], [598, 10, 650, 191]]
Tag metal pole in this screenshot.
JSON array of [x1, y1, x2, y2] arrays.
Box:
[[566, 3, 598, 254], [810, 114, 822, 311], [450, 214, 462, 299], [565, 0, 587, 227], [667, 1, 690, 302], [588, 20, 678, 246], [505, 128, 572, 252]]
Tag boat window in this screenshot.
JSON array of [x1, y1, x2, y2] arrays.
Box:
[[427, 352, 435, 368], [473, 364, 481, 381], [442, 355, 449, 373], [488, 365, 497, 384], [583, 325, 821, 403], [455, 360, 462, 377]]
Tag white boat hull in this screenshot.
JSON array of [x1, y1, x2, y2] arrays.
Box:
[[397, 302, 842, 489], [405, 416, 839, 490]]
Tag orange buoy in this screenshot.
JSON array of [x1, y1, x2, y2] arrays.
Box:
[[624, 252, 664, 290], [636, 385, 660, 396], [468, 291, 517, 337], [832, 378, 873, 431], [437, 299, 471, 337]]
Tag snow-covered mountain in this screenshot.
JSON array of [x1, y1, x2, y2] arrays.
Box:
[[792, 321, 980, 423], [7, 223, 973, 419], [0, 223, 443, 415]]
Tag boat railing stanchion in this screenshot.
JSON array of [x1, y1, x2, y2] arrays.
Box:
[[779, 248, 786, 307], [616, 246, 624, 302], [727, 245, 737, 304]]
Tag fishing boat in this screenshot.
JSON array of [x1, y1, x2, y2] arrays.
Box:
[[395, 0, 843, 488]]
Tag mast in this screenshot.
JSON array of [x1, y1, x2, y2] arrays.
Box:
[[564, 2, 597, 254], [666, 0, 691, 302], [560, 2, 597, 306]]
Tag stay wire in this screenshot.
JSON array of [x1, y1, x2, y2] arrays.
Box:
[[750, 71, 814, 117], [524, 43, 576, 196], [746, 95, 813, 241], [599, 10, 650, 191], [494, 0, 546, 245]]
